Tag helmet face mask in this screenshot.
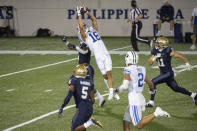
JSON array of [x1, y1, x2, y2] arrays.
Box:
[[155, 37, 169, 50], [74, 65, 87, 78], [125, 51, 138, 66]]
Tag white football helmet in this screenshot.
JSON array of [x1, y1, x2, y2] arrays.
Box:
[[125, 51, 139, 66]]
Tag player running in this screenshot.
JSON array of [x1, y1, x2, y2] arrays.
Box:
[[76, 6, 119, 100], [115, 51, 170, 130], [58, 65, 103, 131], [61, 36, 105, 107], [146, 37, 197, 107]]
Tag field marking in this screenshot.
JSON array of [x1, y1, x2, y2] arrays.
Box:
[[6, 89, 15, 92], [44, 90, 52, 92], [0, 46, 130, 78], [0, 58, 78, 78], [3, 93, 109, 131], [110, 46, 131, 51]]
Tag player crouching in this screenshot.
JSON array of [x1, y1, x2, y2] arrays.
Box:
[[115, 51, 170, 130], [58, 65, 103, 131]]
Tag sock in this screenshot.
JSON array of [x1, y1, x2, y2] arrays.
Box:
[[150, 93, 156, 101], [104, 79, 109, 89], [84, 119, 93, 128], [191, 93, 196, 98], [109, 88, 113, 94], [94, 90, 102, 100]]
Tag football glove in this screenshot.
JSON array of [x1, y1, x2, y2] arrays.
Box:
[[185, 62, 192, 71], [66, 43, 76, 50], [58, 108, 63, 118], [77, 6, 82, 16], [61, 35, 67, 43]]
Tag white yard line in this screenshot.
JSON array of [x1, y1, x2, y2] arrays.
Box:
[[110, 46, 131, 51], [0, 46, 129, 78], [6, 89, 15, 92], [0, 58, 78, 78], [3, 93, 109, 131]]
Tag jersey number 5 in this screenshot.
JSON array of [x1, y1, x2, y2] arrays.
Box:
[[89, 31, 101, 43], [81, 86, 88, 99]]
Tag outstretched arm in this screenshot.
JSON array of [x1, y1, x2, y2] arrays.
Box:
[[170, 51, 188, 63], [87, 12, 98, 32], [170, 51, 191, 70], [77, 6, 86, 42]]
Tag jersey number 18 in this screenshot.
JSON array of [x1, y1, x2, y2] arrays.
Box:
[[89, 31, 101, 43]]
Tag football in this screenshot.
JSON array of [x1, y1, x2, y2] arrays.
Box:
[[80, 7, 88, 14]]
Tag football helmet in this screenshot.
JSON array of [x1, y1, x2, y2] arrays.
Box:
[[74, 64, 87, 78], [125, 51, 138, 66], [155, 37, 169, 49]]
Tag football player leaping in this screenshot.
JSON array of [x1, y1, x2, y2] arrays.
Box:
[[61, 36, 106, 107], [146, 37, 197, 107], [76, 6, 119, 100], [115, 51, 170, 130], [58, 65, 103, 131]]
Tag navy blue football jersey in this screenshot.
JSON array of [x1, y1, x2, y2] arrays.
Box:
[[68, 77, 94, 108], [151, 47, 173, 73], [78, 43, 91, 65]]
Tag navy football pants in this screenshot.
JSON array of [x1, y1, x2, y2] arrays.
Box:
[[71, 101, 93, 131], [150, 71, 192, 101]]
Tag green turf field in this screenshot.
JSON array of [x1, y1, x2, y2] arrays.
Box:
[[0, 37, 197, 131]]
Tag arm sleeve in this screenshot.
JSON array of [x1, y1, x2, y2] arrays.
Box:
[[76, 46, 88, 54], [61, 90, 73, 109]]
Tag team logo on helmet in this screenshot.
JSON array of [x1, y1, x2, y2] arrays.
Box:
[[125, 51, 139, 66]]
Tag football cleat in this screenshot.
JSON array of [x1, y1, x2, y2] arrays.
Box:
[[99, 97, 106, 107], [108, 93, 113, 101], [146, 100, 154, 107], [154, 107, 171, 118], [193, 93, 197, 105], [190, 45, 196, 50], [114, 92, 120, 100], [91, 118, 103, 128]]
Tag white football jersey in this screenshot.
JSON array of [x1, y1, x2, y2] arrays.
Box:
[[124, 65, 146, 105], [85, 26, 109, 59]]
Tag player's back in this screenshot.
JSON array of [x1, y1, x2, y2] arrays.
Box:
[[124, 65, 146, 105], [85, 26, 109, 58], [69, 76, 94, 108]]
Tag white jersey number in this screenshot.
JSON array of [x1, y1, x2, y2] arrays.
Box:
[[89, 31, 101, 43], [81, 86, 88, 99], [157, 58, 165, 67]]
